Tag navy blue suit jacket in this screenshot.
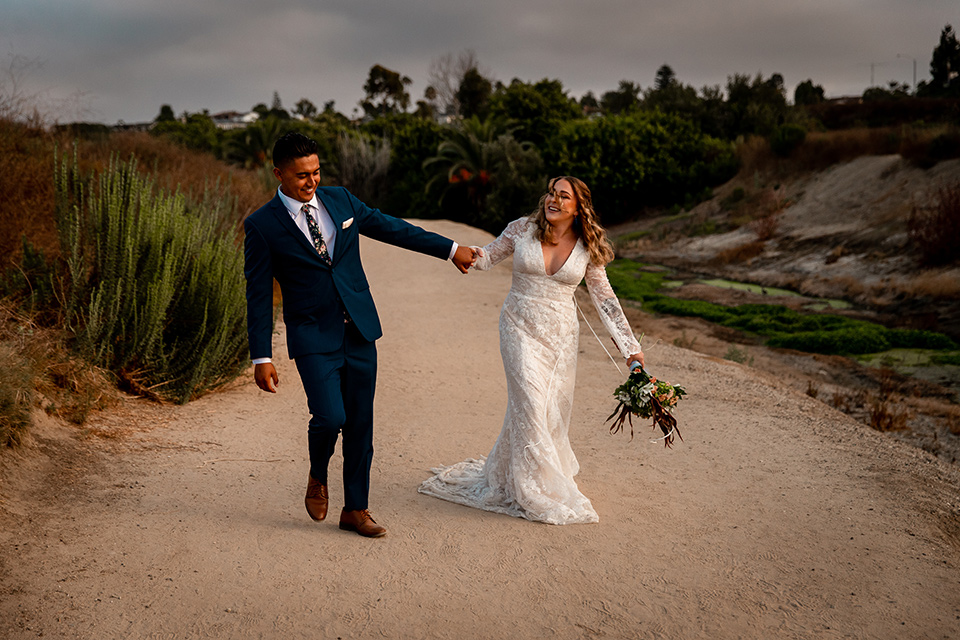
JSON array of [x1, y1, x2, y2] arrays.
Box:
[[244, 187, 454, 360]]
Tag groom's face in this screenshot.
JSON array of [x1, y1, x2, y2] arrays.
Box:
[[274, 154, 321, 203]]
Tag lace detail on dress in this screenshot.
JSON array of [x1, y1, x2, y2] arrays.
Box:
[[419, 218, 641, 525], [471, 217, 527, 271], [586, 263, 642, 358]]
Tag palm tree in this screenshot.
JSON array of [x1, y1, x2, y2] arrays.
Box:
[[423, 117, 503, 215], [223, 117, 287, 169]]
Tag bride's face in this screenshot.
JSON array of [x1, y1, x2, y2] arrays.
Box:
[[545, 179, 579, 226]]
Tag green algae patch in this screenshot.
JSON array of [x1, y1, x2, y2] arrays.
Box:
[[606, 259, 958, 357]]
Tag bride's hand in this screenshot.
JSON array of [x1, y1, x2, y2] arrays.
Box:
[[468, 246, 485, 269], [627, 352, 644, 370]]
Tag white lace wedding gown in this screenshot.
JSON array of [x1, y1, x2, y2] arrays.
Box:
[[419, 218, 641, 524]]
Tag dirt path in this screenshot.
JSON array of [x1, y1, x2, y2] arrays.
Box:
[[2, 220, 959, 639]]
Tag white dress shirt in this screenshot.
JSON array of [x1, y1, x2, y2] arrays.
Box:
[[277, 187, 338, 258]]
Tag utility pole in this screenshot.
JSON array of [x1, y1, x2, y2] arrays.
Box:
[[897, 54, 917, 90]]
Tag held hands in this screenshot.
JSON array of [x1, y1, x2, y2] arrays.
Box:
[[254, 362, 279, 393], [452, 245, 481, 273]]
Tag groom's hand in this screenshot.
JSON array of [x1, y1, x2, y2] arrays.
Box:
[[254, 362, 279, 393], [452, 245, 477, 273]]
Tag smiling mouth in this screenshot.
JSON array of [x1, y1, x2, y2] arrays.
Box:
[[548, 205, 560, 213]]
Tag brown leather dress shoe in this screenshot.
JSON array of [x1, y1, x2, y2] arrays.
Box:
[[338, 509, 387, 538], [304, 475, 329, 521]]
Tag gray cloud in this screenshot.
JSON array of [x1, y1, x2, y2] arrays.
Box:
[[0, 0, 953, 123]]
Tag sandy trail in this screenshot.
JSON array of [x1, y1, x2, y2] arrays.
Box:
[[1, 220, 959, 639]]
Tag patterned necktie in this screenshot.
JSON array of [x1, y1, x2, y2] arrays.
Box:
[[302, 204, 332, 265]]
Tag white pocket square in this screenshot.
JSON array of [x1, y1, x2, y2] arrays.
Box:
[[342, 217, 354, 229]]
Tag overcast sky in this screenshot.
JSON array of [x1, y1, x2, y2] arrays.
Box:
[[2, 0, 956, 124]]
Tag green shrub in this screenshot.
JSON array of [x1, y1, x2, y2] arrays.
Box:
[[886, 329, 957, 350], [487, 78, 582, 150], [643, 297, 719, 321], [766, 327, 890, 355], [151, 113, 223, 155], [769, 124, 807, 157], [605, 261, 665, 302], [723, 345, 753, 365], [725, 187, 746, 206], [54, 147, 249, 403], [606, 261, 958, 357], [374, 116, 446, 219], [931, 353, 960, 366], [479, 135, 545, 233], [545, 112, 738, 224]]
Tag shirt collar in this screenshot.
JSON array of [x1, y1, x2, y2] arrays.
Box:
[[277, 187, 318, 218]]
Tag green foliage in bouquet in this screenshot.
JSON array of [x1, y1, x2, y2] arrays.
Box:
[[607, 366, 686, 448]]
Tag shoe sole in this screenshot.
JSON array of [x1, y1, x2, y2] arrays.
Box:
[[338, 522, 387, 538]]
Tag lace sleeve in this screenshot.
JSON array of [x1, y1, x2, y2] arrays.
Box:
[[585, 262, 642, 358], [472, 218, 527, 271]]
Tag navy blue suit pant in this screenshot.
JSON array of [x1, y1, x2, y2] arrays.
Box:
[[294, 322, 377, 512]]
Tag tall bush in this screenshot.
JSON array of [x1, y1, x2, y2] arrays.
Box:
[[54, 148, 249, 403], [545, 112, 738, 224], [336, 132, 391, 208], [375, 116, 446, 219], [769, 124, 807, 157]]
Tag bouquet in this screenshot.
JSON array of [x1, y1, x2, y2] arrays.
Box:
[[606, 363, 686, 448]]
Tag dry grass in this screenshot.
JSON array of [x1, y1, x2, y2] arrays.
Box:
[[714, 240, 766, 265], [831, 388, 866, 414], [823, 275, 869, 299], [868, 395, 911, 431], [0, 120, 272, 262], [889, 270, 960, 300], [750, 214, 779, 241], [736, 125, 957, 179], [80, 131, 272, 229], [947, 407, 960, 436], [0, 300, 118, 446], [0, 120, 58, 259], [867, 368, 911, 432], [908, 181, 960, 267]]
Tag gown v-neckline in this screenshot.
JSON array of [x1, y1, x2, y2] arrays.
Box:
[[540, 236, 580, 277]]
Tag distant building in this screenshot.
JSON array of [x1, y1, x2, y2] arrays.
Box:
[[211, 111, 259, 130], [112, 121, 153, 132], [823, 96, 863, 105]]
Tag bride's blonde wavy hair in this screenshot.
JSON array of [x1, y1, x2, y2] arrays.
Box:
[[529, 176, 615, 266]]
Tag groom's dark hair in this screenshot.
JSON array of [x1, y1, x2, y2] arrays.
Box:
[[273, 132, 319, 168]]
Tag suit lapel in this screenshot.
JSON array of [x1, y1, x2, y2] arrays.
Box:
[[269, 193, 332, 268], [316, 189, 350, 267]]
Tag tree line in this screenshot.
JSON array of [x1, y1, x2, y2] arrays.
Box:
[[147, 24, 960, 232]]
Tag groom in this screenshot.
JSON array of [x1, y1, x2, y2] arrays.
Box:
[[244, 131, 476, 538]]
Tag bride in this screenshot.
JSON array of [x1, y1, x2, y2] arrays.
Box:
[[419, 176, 643, 524]]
